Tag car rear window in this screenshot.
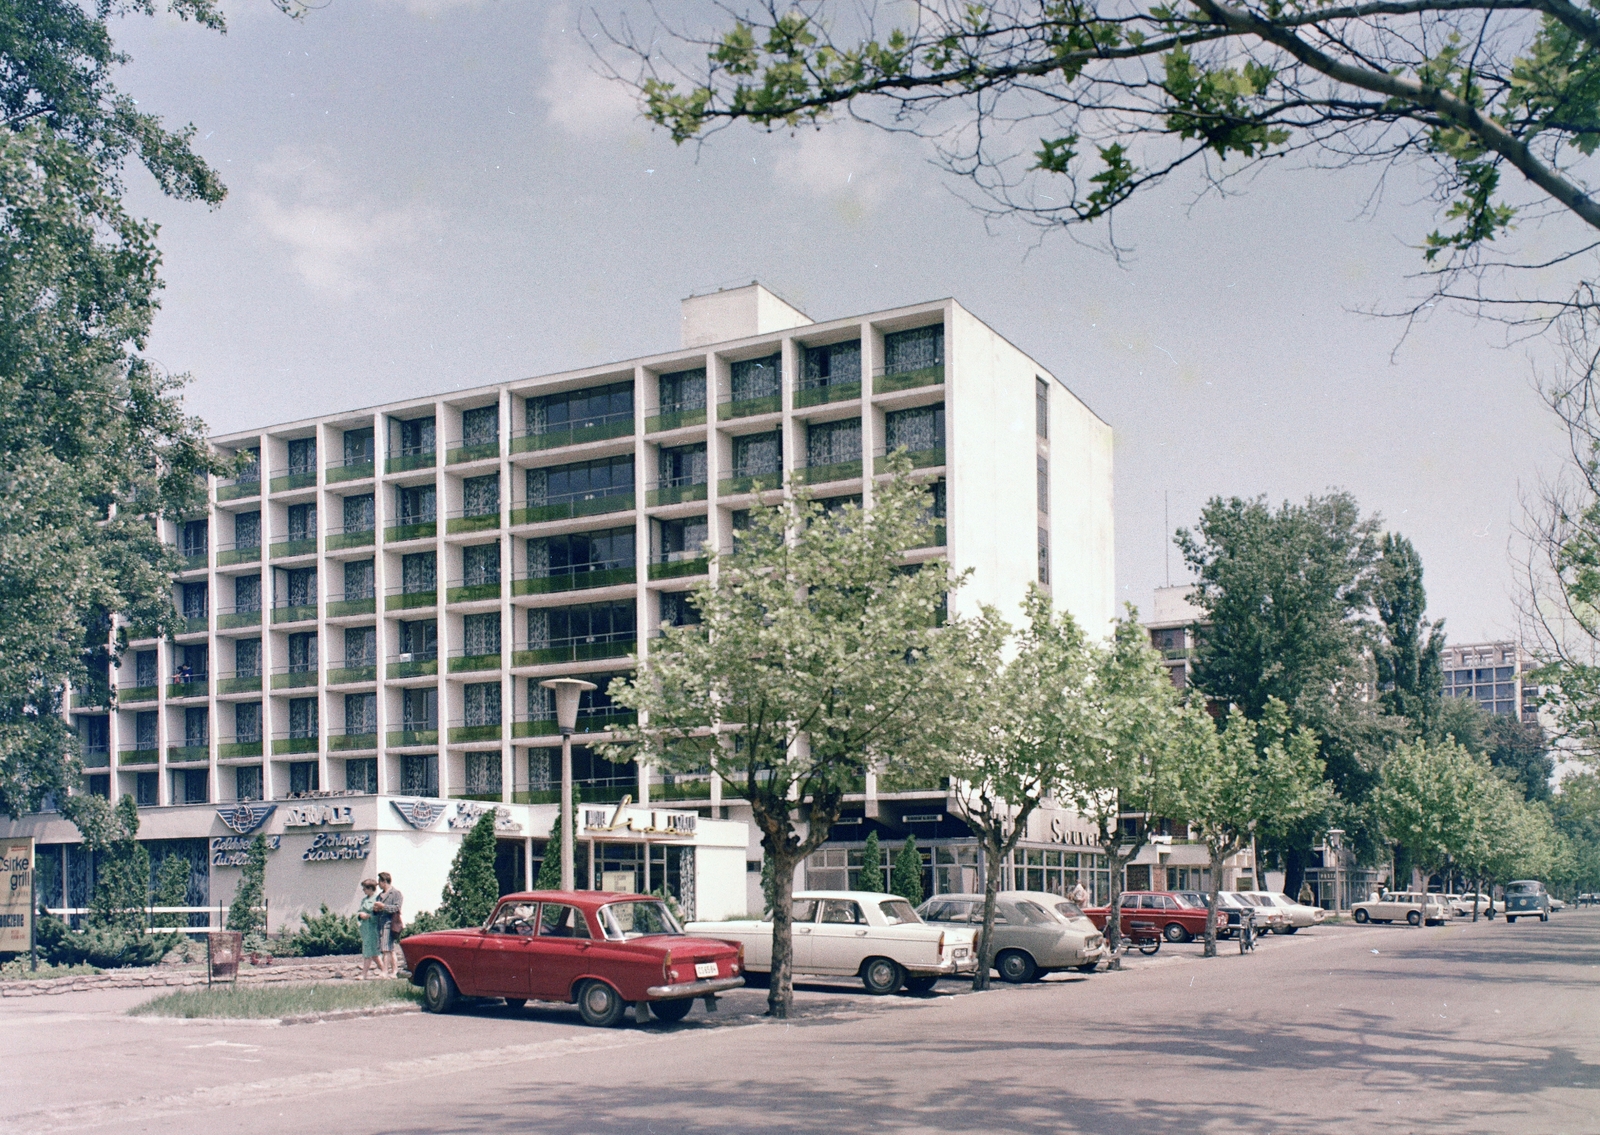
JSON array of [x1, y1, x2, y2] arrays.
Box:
[[1054, 901, 1086, 920], [598, 900, 683, 940], [878, 900, 921, 925], [1013, 901, 1056, 924], [921, 900, 973, 923]]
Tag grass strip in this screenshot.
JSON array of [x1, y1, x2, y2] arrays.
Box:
[[129, 979, 419, 1019], [0, 960, 102, 981]]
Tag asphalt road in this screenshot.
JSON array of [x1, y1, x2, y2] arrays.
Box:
[[3, 911, 1597, 1134]]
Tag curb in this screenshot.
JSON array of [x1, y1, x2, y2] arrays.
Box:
[[278, 1001, 421, 1026], [0, 959, 371, 998]]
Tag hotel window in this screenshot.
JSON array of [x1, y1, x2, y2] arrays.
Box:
[[234, 510, 260, 549], [526, 600, 636, 649], [396, 484, 436, 525], [287, 632, 317, 674], [402, 753, 439, 797], [177, 643, 207, 681], [1037, 454, 1049, 515], [282, 567, 315, 608], [135, 650, 158, 687], [658, 368, 707, 414], [287, 437, 316, 476], [730, 354, 781, 403], [883, 325, 943, 375], [235, 765, 263, 802], [237, 447, 261, 484], [461, 405, 499, 449], [343, 426, 375, 466], [733, 431, 782, 479], [403, 686, 438, 731], [659, 442, 708, 488], [234, 574, 261, 613], [235, 639, 261, 679], [289, 761, 319, 794], [462, 612, 501, 657], [345, 625, 376, 667], [660, 591, 701, 628], [344, 559, 375, 601], [402, 552, 436, 594], [884, 404, 944, 455], [806, 418, 861, 468], [399, 416, 435, 457], [346, 758, 378, 794], [656, 517, 707, 563], [182, 582, 208, 619], [526, 455, 634, 506], [528, 528, 634, 579], [345, 693, 377, 736], [399, 619, 436, 659], [462, 474, 499, 518], [287, 697, 318, 740], [1036, 378, 1049, 439], [235, 702, 261, 743], [184, 707, 208, 748], [465, 752, 501, 796], [343, 493, 375, 533], [287, 502, 316, 542], [1038, 527, 1050, 585], [181, 519, 207, 559], [527, 381, 633, 435], [802, 341, 861, 389], [464, 682, 501, 727], [136, 771, 157, 806], [463, 541, 501, 587]]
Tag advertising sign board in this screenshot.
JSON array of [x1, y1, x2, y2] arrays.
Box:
[[0, 836, 32, 954]]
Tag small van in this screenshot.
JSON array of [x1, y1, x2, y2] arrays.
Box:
[[1503, 880, 1551, 923]]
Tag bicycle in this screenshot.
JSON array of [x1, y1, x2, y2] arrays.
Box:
[[1114, 921, 1163, 956], [1238, 910, 1258, 955]]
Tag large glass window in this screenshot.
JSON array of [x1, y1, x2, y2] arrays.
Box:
[[343, 427, 375, 465], [802, 341, 861, 388], [287, 502, 317, 542], [883, 325, 943, 374], [1036, 377, 1049, 439], [345, 626, 377, 666], [184, 707, 208, 747], [343, 494, 375, 533], [234, 575, 261, 613], [403, 687, 438, 730], [180, 768, 209, 804], [289, 761, 318, 794], [526, 600, 636, 648], [233, 511, 260, 549], [462, 405, 499, 448], [526, 455, 634, 506], [400, 417, 435, 456], [287, 632, 317, 674], [730, 354, 781, 403], [527, 528, 634, 578], [396, 484, 436, 525], [135, 711, 158, 750], [402, 552, 436, 594], [182, 582, 208, 619], [658, 368, 707, 414], [463, 542, 501, 586], [344, 559, 375, 600], [884, 404, 944, 454], [527, 381, 633, 435], [181, 519, 208, 558], [465, 752, 501, 795], [399, 619, 436, 658], [345, 693, 377, 735], [288, 697, 318, 739], [733, 431, 782, 478], [656, 517, 707, 562], [659, 443, 707, 488], [660, 592, 700, 628], [462, 474, 499, 517], [235, 639, 261, 679], [528, 672, 626, 727], [235, 765, 263, 802], [806, 419, 861, 468], [464, 682, 501, 726], [135, 650, 157, 687], [346, 758, 378, 793], [462, 612, 501, 656], [287, 437, 316, 475], [402, 754, 439, 797], [282, 567, 315, 607]]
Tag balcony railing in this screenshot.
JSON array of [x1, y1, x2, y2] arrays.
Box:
[[270, 664, 319, 690], [795, 379, 861, 409], [448, 648, 502, 674], [215, 541, 261, 567], [270, 534, 317, 559], [511, 489, 634, 526], [270, 466, 318, 493], [329, 731, 378, 752], [167, 744, 209, 764], [384, 518, 437, 544], [648, 551, 709, 581], [119, 684, 159, 705], [512, 705, 635, 738], [645, 406, 707, 434], [386, 651, 438, 679], [167, 674, 210, 699], [873, 445, 946, 474], [446, 508, 501, 536], [718, 391, 781, 419], [448, 720, 503, 744], [386, 727, 439, 747], [447, 437, 501, 465], [794, 458, 864, 485], [271, 731, 320, 755], [326, 525, 376, 552], [513, 631, 637, 668], [326, 663, 378, 685], [177, 614, 210, 636], [72, 685, 112, 710], [513, 776, 635, 805], [217, 604, 261, 630], [646, 477, 708, 507], [718, 470, 782, 497], [218, 737, 264, 759], [326, 455, 375, 484], [271, 600, 317, 625], [81, 747, 111, 769], [385, 446, 436, 474], [384, 584, 436, 612], [175, 548, 208, 573], [511, 410, 635, 454], [326, 593, 377, 618], [447, 577, 504, 604], [119, 746, 159, 765], [216, 472, 261, 501], [216, 670, 263, 695], [873, 361, 945, 393], [512, 563, 635, 596]]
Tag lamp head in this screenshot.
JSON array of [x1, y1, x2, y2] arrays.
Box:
[[540, 677, 598, 734]]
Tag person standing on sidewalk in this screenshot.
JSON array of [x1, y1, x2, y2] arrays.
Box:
[[356, 879, 381, 979], [373, 872, 404, 978]]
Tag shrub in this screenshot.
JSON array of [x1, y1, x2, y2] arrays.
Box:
[[226, 834, 269, 938], [153, 854, 191, 929], [34, 912, 172, 969], [857, 831, 884, 892], [892, 836, 925, 907], [279, 904, 362, 956], [440, 812, 499, 929]]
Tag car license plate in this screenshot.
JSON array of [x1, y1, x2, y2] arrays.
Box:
[[695, 961, 718, 979], [953, 947, 969, 959]]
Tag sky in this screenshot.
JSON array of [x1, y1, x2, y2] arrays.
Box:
[[109, 0, 1579, 642]]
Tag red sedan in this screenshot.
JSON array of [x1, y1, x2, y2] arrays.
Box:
[[401, 890, 745, 1027], [1084, 891, 1215, 944]]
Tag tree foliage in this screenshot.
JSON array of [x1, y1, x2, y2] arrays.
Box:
[[610, 0, 1600, 319], [1374, 533, 1446, 729], [609, 462, 983, 1018], [891, 836, 924, 907], [441, 812, 501, 929], [225, 833, 269, 940], [856, 830, 884, 893]]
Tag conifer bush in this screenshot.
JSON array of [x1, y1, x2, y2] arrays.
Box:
[[857, 831, 884, 892], [440, 812, 500, 928]]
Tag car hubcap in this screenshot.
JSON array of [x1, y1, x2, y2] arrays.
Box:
[[871, 962, 893, 986], [586, 986, 611, 1014]]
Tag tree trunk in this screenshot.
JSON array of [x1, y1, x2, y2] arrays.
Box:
[[973, 832, 1004, 992], [1283, 846, 1306, 902], [1204, 845, 1226, 958], [766, 844, 798, 1019], [1103, 840, 1126, 969]]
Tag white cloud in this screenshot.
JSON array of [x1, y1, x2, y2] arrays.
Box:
[[245, 147, 433, 297], [770, 124, 907, 211], [536, 10, 643, 137]]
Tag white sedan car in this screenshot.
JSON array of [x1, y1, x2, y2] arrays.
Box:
[[1449, 893, 1502, 918], [686, 891, 978, 995], [1244, 892, 1326, 933]]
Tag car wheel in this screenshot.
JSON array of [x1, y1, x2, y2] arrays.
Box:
[[504, 998, 526, 1010], [648, 998, 694, 1024], [1507, 916, 1517, 924], [861, 957, 905, 995], [1353, 909, 1370, 923], [905, 975, 939, 995], [1163, 922, 1190, 943], [996, 950, 1037, 984], [1281, 926, 1299, 935], [576, 980, 626, 1028], [1541, 912, 1549, 922], [1074, 963, 1099, 974], [1407, 911, 1422, 926], [421, 964, 457, 1014]]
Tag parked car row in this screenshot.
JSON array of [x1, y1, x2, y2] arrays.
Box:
[[1081, 890, 1325, 943]]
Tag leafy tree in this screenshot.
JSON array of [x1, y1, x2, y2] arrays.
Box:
[[1373, 534, 1445, 729], [1484, 714, 1555, 803], [1175, 702, 1329, 956], [891, 836, 924, 907], [152, 853, 190, 929], [609, 462, 981, 1018], [225, 833, 269, 940], [1374, 737, 1489, 894], [856, 831, 884, 893], [612, 1, 1600, 319], [64, 793, 148, 933], [440, 812, 500, 929]]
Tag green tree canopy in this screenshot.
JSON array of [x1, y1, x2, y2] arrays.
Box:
[[891, 836, 924, 907], [1374, 533, 1446, 728], [440, 812, 501, 929]]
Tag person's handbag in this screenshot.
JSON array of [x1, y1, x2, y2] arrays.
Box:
[[389, 908, 403, 934]]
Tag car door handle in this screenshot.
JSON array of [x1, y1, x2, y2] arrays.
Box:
[[855, 929, 868, 936], [797, 927, 811, 934]]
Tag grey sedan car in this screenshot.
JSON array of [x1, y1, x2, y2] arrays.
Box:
[[917, 891, 1108, 983]]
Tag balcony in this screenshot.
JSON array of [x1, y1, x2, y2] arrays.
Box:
[[326, 455, 376, 484], [270, 535, 317, 560], [216, 542, 261, 567], [167, 745, 209, 764], [72, 685, 112, 710], [511, 490, 634, 527], [216, 473, 261, 502], [448, 721, 503, 744], [329, 732, 378, 752], [270, 665, 319, 690], [326, 594, 377, 618], [386, 652, 438, 680], [270, 466, 317, 493], [386, 728, 439, 748], [513, 778, 633, 805], [447, 438, 501, 465], [653, 776, 715, 802], [873, 446, 945, 474], [513, 631, 636, 668], [216, 671, 262, 695], [512, 563, 635, 596], [648, 551, 709, 581], [326, 664, 378, 685], [217, 605, 261, 630], [718, 471, 781, 497], [874, 361, 944, 394], [177, 549, 208, 573], [385, 446, 436, 474], [177, 615, 210, 636], [384, 519, 437, 544], [511, 410, 634, 454], [645, 407, 707, 434], [81, 747, 111, 770], [326, 526, 375, 552], [794, 458, 863, 486], [271, 601, 317, 625], [646, 478, 708, 507], [795, 380, 861, 409], [118, 747, 159, 765], [718, 392, 781, 420], [447, 579, 504, 604], [512, 705, 635, 738], [119, 685, 158, 705], [271, 732, 319, 756], [385, 585, 436, 612], [219, 738, 264, 759], [446, 508, 501, 536], [448, 649, 502, 674], [167, 675, 209, 700]]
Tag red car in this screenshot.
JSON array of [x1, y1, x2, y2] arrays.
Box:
[[401, 890, 745, 1027], [1084, 891, 1215, 944]]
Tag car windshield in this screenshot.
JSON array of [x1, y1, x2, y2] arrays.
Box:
[[1174, 893, 1208, 909], [878, 900, 921, 925], [1507, 883, 1539, 894], [597, 900, 683, 940]]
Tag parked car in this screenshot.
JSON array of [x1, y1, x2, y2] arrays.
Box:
[[1549, 897, 1566, 912], [401, 890, 744, 1027], [1244, 892, 1325, 933], [686, 890, 978, 995], [1504, 880, 1552, 923], [1448, 893, 1501, 918], [916, 891, 1107, 982], [1350, 891, 1450, 926], [1579, 893, 1599, 907], [1084, 891, 1218, 943]]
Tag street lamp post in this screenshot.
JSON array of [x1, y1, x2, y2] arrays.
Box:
[[1326, 828, 1345, 912], [541, 677, 597, 891]]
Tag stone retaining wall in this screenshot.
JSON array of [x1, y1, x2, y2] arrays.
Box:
[[0, 956, 378, 998]]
